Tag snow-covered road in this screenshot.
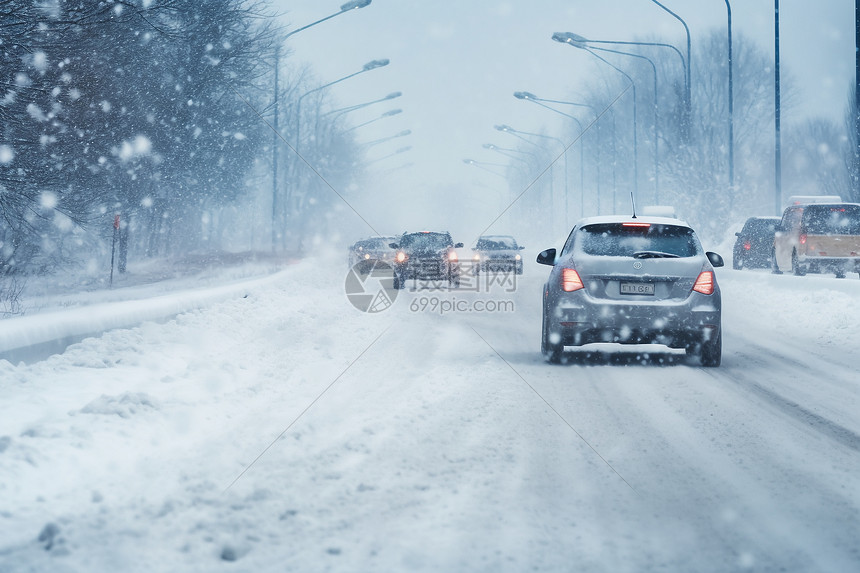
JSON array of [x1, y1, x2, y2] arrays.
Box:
[[1, 256, 859, 572]]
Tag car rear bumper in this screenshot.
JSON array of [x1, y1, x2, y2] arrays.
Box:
[[797, 255, 860, 272], [547, 296, 720, 348], [734, 249, 772, 268]]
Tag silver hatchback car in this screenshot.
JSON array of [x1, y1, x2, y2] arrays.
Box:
[[537, 215, 724, 366]]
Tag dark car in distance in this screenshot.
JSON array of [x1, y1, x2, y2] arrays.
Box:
[[472, 235, 524, 275], [390, 231, 463, 289], [732, 216, 780, 270]]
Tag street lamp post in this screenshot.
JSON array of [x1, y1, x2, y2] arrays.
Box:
[[586, 44, 659, 204], [286, 58, 389, 238], [856, 0, 860, 201], [514, 92, 600, 217], [271, 52, 281, 251], [481, 144, 537, 190], [284, 0, 371, 42], [344, 108, 402, 132], [323, 91, 402, 121], [483, 143, 539, 162], [500, 129, 568, 231], [515, 92, 621, 213], [650, 0, 691, 142], [295, 59, 390, 153], [554, 32, 639, 203], [464, 158, 508, 179], [494, 126, 557, 227], [270, 0, 373, 251], [366, 145, 411, 166], [386, 161, 413, 175], [494, 124, 544, 149], [316, 94, 402, 153], [774, 0, 782, 213], [725, 0, 735, 208], [497, 122, 583, 219], [361, 129, 411, 148], [556, 34, 685, 138]]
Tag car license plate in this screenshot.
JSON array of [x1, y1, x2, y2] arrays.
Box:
[[620, 282, 655, 295]]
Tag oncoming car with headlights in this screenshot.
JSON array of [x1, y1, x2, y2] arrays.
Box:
[[472, 235, 524, 275], [537, 215, 724, 366], [348, 236, 397, 273], [389, 231, 463, 289]]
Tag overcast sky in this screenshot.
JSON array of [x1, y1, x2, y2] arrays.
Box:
[[271, 0, 853, 237]]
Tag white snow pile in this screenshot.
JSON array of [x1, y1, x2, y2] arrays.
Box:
[[0, 253, 296, 358]]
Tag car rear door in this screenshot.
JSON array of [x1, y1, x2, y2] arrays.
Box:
[[774, 207, 802, 270], [803, 206, 860, 258]]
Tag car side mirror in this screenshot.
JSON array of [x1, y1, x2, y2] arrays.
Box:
[[454, 242, 464, 248], [389, 243, 399, 249], [706, 252, 724, 268], [536, 248, 557, 266], [734, 232, 741, 237], [518, 245, 525, 250]]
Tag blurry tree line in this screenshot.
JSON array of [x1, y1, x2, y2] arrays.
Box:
[[502, 30, 858, 244], [1, 0, 364, 281]]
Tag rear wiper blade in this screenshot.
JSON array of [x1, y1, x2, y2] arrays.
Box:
[[632, 251, 680, 259]]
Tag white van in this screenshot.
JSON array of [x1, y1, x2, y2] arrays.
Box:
[[773, 202, 860, 278]]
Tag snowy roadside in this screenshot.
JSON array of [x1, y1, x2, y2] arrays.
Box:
[[0, 251, 299, 362], [1, 253, 859, 571]]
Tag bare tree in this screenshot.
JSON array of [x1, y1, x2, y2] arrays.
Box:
[[0, 0, 282, 276]]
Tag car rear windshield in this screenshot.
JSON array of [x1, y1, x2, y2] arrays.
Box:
[[400, 233, 452, 250], [802, 205, 860, 235], [744, 219, 777, 235], [576, 223, 701, 258]]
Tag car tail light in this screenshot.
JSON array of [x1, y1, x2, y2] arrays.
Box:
[[692, 271, 714, 295], [799, 234, 807, 245], [622, 222, 651, 228], [744, 241, 751, 251], [561, 268, 584, 292], [395, 251, 407, 263]]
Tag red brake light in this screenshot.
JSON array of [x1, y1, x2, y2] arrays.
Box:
[[622, 222, 651, 228], [744, 241, 751, 250], [692, 271, 714, 295], [562, 268, 584, 292], [799, 234, 807, 245]]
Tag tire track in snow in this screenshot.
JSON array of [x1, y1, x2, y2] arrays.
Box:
[[700, 365, 860, 454]]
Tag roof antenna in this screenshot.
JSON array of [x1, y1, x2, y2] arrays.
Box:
[[630, 191, 637, 218]]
